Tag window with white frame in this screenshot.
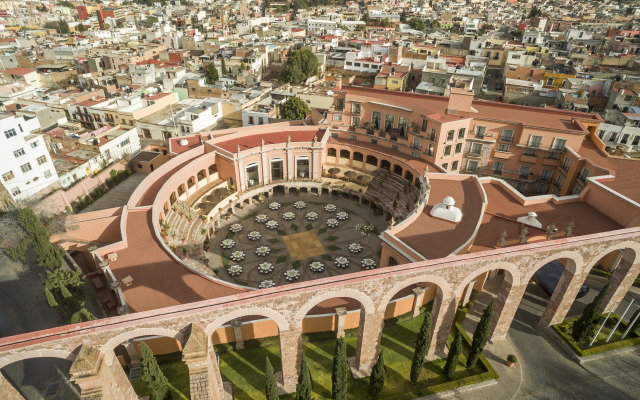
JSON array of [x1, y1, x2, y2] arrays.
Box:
[[500, 129, 514, 142], [37, 156, 47, 165], [2, 171, 15, 182], [44, 170, 52, 179], [467, 160, 478, 171], [296, 156, 310, 178], [20, 163, 32, 173], [578, 168, 590, 182]]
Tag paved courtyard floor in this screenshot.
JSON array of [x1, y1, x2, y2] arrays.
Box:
[[81, 173, 147, 213], [207, 193, 388, 289]]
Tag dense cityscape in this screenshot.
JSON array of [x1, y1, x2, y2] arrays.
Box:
[[0, 0, 639, 399]]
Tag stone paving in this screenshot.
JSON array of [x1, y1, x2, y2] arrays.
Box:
[[206, 193, 388, 288], [80, 173, 147, 213]]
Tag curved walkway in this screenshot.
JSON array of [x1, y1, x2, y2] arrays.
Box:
[[108, 208, 245, 312]]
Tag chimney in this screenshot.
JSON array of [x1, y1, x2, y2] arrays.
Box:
[[446, 88, 474, 114], [334, 78, 342, 91]]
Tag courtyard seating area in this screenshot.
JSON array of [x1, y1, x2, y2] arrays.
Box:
[[209, 193, 387, 288]]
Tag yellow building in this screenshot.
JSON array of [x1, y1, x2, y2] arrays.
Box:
[[543, 71, 575, 89]]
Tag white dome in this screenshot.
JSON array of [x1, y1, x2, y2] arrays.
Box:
[[179, 139, 188, 146], [443, 196, 455, 206]]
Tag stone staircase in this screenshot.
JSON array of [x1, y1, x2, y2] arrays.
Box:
[[367, 169, 420, 219], [163, 201, 212, 248]]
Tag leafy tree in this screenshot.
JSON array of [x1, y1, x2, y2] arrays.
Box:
[[147, 16, 159, 26], [529, 5, 542, 18], [280, 97, 310, 121], [430, 19, 441, 28], [70, 308, 97, 323], [400, 11, 407, 23], [240, 60, 246, 71], [369, 349, 385, 396], [409, 17, 426, 31], [331, 337, 348, 400], [282, 48, 320, 85], [467, 300, 493, 367], [443, 330, 462, 379], [572, 283, 610, 342], [512, 29, 523, 39], [362, 13, 370, 25], [57, 19, 70, 34], [381, 18, 390, 27], [58, 0, 74, 8], [140, 342, 168, 400], [295, 354, 312, 400], [60, 284, 73, 299], [205, 62, 219, 84], [410, 311, 432, 383], [265, 357, 279, 400], [77, 23, 87, 32]]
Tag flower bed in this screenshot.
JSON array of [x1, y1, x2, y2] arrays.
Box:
[[349, 242, 363, 254], [336, 211, 349, 221], [294, 201, 306, 209], [230, 223, 243, 233], [324, 204, 337, 212], [255, 214, 268, 223], [268, 202, 281, 210], [552, 315, 640, 357], [282, 211, 296, 221], [305, 211, 319, 221]]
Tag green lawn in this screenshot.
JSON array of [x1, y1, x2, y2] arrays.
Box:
[[217, 312, 496, 400], [130, 352, 190, 399]]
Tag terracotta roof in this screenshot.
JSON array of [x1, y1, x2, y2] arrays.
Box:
[[214, 129, 324, 153], [2, 67, 35, 76]]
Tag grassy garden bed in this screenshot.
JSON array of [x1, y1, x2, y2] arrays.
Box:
[[552, 315, 640, 357], [216, 309, 497, 400], [130, 352, 190, 399], [589, 265, 640, 288]]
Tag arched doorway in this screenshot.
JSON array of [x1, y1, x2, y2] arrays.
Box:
[[380, 160, 391, 171], [393, 164, 403, 175], [1, 357, 80, 400]]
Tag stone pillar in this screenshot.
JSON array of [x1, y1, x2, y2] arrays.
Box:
[[462, 279, 476, 307], [124, 340, 140, 366], [231, 319, 244, 350], [609, 249, 625, 273], [195, 176, 200, 191], [205, 167, 211, 184], [335, 307, 347, 338], [0, 372, 26, 400], [69, 344, 137, 400], [540, 270, 589, 327], [489, 282, 528, 342], [412, 287, 426, 317], [427, 291, 457, 359], [183, 324, 221, 400], [355, 311, 385, 374], [278, 328, 302, 393], [603, 259, 640, 313]]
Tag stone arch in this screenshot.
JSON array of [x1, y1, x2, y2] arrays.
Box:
[[366, 155, 378, 166], [294, 288, 376, 323], [101, 327, 184, 366], [327, 148, 337, 157], [205, 307, 290, 339], [404, 171, 414, 183], [380, 159, 391, 170], [455, 261, 521, 298], [339, 149, 350, 159], [0, 349, 76, 369], [388, 256, 399, 267], [520, 250, 584, 284], [393, 164, 403, 175], [583, 240, 640, 271], [353, 152, 364, 162], [377, 274, 453, 313]]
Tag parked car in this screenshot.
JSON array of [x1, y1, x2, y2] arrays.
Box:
[[533, 260, 590, 298]]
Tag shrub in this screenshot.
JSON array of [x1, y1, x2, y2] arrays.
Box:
[[573, 283, 610, 342], [467, 300, 493, 368], [70, 308, 97, 324], [369, 349, 385, 396], [331, 337, 348, 400], [444, 331, 462, 379], [264, 357, 279, 400], [507, 354, 518, 364], [140, 342, 169, 400], [410, 311, 432, 383]]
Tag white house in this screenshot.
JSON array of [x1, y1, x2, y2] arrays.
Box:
[[0, 114, 59, 201]]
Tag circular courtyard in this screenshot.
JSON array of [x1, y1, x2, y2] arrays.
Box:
[[209, 193, 388, 289]]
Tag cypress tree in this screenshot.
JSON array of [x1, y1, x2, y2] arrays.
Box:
[[369, 349, 385, 396], [410, 311, 432, 383], [220, 56, 227, 76], [572, 283, 610, 342], [467, 300, 493, 368], [44, 287, 58, 307], [443, 331, 462, 379], [331, 337, 348, 400], [295, 354, 312, 400], [139, 342, 168, 400], [265, 357, 279, 400], [60, 284, 73, 299]]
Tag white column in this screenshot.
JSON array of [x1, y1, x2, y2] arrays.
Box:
[[609, 249, 625, 273], [261, 151, 269, 185], [238, 161, 246, 192], [412, 287, 426, 317], [335, 307, 347, 338], [232, 319, 244, 350]]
